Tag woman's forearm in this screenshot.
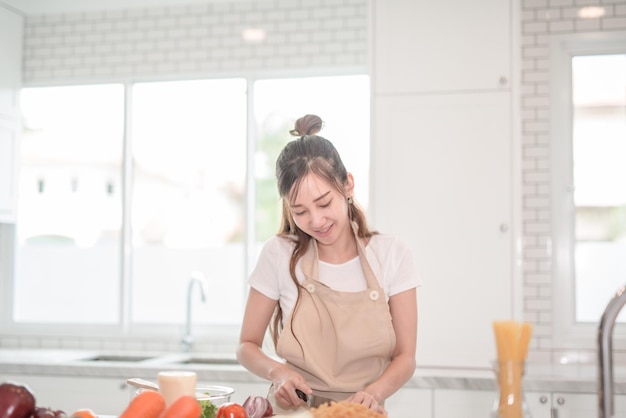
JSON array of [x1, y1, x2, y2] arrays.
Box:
[[236, 341, 288, 382], [364, 353, 416, 403]]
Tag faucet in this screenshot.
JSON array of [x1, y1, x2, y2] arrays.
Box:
[[181, 271, 208, 352], [598, 284, 626, 418]]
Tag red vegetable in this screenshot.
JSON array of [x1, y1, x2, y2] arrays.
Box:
[[0, 382, 36, 418], [33, 408, 56, 418], [215, 403, 247, 418], [242, 396, 272, 418]]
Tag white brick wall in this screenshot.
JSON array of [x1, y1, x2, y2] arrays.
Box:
[[520, 0, 626, 358], [22, 0, 368, 84]]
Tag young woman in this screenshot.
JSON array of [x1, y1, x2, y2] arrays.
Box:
[[236, 115, 420, 415]]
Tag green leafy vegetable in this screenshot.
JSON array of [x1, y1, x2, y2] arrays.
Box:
[[199, 398, 217, 418]]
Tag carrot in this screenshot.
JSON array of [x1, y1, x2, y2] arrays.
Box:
[[119, 390, 166, 418], [159, 395, 201, 418]]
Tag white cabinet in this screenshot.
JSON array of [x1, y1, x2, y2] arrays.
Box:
[[371, 91, 514, 367], [527, 391, 626, 418], [0, 6, 22, 223], [386, 387, 432, 418], [0, 120, 19, 222], [433, 389, 495, 418], [371, 0, 518, 369], [526, 392, 551, 417], [1, 374, 131, 415], [372, 0, 512, 95]]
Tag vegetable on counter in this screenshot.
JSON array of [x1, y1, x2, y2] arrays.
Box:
[[242, 396, 272, 418], [69, 409, 96, 418], [198, 398, 217, 418], [0, 382, 36, 418], [35, 407, 68, 418], [118, 390, 166, 418], [158, 395, 201, 418], [215, 403, 246, 418]]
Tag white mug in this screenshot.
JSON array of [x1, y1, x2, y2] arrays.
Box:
[[157, 370, 197, 406]]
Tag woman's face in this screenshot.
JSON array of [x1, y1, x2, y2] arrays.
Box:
[[288, 173, 354, 247]]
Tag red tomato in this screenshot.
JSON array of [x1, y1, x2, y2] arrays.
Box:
[[216, 402, 247, 418]]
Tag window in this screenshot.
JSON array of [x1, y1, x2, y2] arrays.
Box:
[[571, 54, 626, 323], [130, 79, 247, 326], [9, 75, 369, 339], [552, 32, 626, 345], [16, 84, 124, 324]]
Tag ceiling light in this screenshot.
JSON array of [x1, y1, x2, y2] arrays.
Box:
[[577, 6, 606, 19], [242, 28, 266, 43]]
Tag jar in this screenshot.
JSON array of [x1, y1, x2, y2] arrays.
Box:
[[490, 361, 531, 418]]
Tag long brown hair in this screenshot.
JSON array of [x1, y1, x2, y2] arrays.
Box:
[[270, 114, 376, 347]]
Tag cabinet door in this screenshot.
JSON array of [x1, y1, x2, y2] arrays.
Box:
[[433, 389, 494, 418], [372, 0, 511, 95], [0, 6, 22, 222], [526, 392, 551, 418], [529, 392, 626, 418], [386, 387, 432, 418], [552, 392, 596, 418], [0, 120, 18, 222], [371, 91, 513, 367], [0, 6, 22, 118], [1, 374, 131, 415]]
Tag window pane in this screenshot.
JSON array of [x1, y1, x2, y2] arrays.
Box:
[[16, 85, 124, 323], [572, 54, 626, 322], [253, 75, 370, 243], [131, 79, 247, 325]]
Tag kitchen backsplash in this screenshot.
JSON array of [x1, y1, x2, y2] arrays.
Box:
[[0, 332, 236, 354]]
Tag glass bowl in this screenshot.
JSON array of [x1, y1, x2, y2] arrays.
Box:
[[195, 385, 235, 406], [135, 385, 234, 406]]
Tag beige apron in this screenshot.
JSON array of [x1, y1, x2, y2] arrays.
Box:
[[271, 224, 396, 411]]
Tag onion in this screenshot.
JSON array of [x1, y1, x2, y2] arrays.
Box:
[[242, 395, 273, 418], [0, 382, 36, 418]]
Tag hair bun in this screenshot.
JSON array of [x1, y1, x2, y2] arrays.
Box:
[[290, 114, 324, 137]]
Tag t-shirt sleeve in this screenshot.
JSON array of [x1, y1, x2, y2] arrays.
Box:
[[248, 237, 282, 300], [387, 237, 421, 297]]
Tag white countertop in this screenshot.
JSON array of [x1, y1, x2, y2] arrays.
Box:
[[0, 349, 622, 394]]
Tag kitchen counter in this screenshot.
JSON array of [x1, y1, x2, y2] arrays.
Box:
[[0, 349, 623, 394]]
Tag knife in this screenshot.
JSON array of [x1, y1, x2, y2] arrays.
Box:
[[295, 389, 309, 405]]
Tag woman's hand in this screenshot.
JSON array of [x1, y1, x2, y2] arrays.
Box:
[[346, 391, 387, 415], [269, 363, 312, 409]]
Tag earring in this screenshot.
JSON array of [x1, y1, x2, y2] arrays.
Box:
[[347, 196, 353, 205]]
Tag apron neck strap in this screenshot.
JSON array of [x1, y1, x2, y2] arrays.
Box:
[[301, 222, 380, 290]]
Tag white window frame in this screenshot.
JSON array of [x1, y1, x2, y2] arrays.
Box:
[[0, 71, 370, 348], [550, 31, 626, 349]]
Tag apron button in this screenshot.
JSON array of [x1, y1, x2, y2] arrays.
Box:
[[306, 283, 315, 293], [369, 290, 379, 301]]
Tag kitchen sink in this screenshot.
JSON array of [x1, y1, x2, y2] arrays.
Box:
[[81, 354, 157, 362], [176, 357, 239, 366]]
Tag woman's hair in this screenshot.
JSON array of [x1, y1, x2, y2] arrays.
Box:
[[269, 114, 376, 347]]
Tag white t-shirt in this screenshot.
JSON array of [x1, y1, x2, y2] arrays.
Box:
[[249, 234, 421, 318]]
